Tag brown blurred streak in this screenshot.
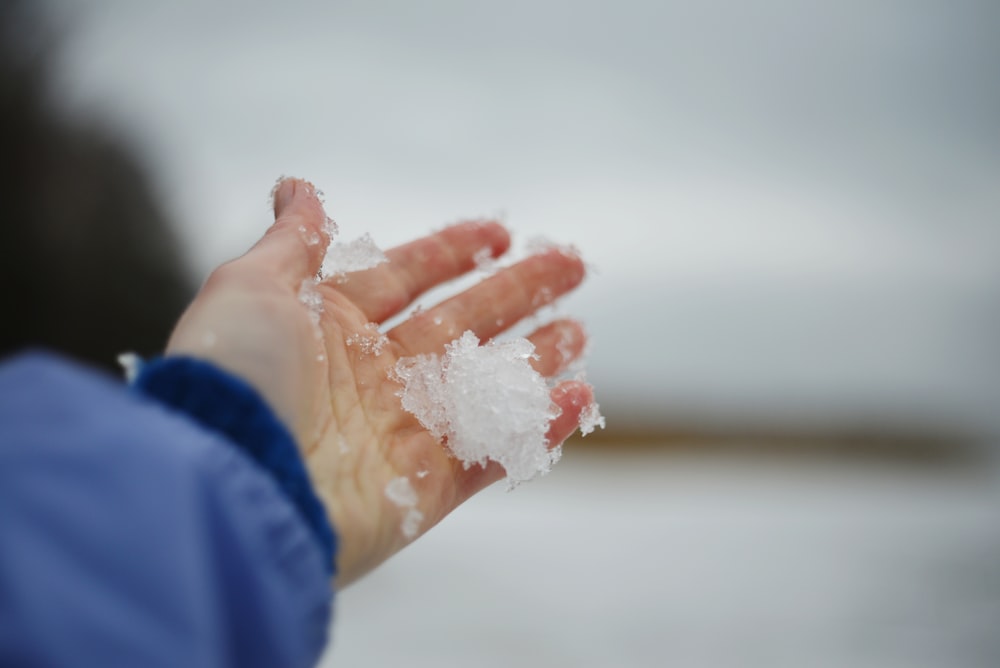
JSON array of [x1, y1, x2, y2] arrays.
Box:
[[567, 423, 987, 469]]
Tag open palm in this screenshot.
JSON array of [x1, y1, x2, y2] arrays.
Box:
[[166, 179, 594, 585]]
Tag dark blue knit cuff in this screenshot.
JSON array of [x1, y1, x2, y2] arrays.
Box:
[[132, 356, 336, 577]]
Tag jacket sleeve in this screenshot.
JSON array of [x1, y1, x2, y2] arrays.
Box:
[[0, 352, 335, 668]]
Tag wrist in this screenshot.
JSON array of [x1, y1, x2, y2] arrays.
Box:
[[132, 355, 337, 576]]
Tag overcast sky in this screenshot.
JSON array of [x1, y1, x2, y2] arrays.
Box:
[[44, 0, 1000, 434]]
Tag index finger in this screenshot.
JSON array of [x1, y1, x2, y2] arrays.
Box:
[[333, 220, 510, 323]]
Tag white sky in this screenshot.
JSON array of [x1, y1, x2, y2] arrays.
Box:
[[44, 0, 1000, 434]]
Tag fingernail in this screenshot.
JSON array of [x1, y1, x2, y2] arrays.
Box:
[[271, 176, 298, 217], [273, 177, 323, 219]]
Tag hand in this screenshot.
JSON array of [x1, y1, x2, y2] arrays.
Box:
[[166, 178, 594, 585]]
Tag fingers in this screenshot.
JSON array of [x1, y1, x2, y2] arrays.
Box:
[[525, 319, 587, 377], [242, 178, 331, 283], [334, 221, 510, 323], [390, 249, 586, 356]]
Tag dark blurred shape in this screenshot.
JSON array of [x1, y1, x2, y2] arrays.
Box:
[[0, 0, 193, 371]]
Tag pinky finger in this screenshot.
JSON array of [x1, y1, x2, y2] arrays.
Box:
[[546, 380, 595, 448]]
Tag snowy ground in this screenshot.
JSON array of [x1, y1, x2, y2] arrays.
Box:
[[322, 446, 1000, 667]]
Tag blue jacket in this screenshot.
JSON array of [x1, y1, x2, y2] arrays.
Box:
[[0, 353, 336, 667]]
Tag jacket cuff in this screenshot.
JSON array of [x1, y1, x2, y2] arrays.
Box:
[[132, 356, 337, 577]]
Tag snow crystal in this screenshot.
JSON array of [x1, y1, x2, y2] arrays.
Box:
[[531, 286, 554, 308], [525, 236, 581, 260], [346, 323, 389, 356], [385, 476, 419, 507], [297, 278, 323, 325], [473, 246, 498, 273], [299, 224, 321, 247], [578, 401, 606, 436], [321, 232, 387, 278], [323, 216, 338, 242], [551, 323, 588, 375], [555, 330, 574, 368], [270, 175, 326, 208], [560, 336, 593, 379], [270, 177, 336, 249], [393, 331, 561, 485], [401, 508, 424, 539], [385, 476, 423, 538], [524, 235, 599, 274]]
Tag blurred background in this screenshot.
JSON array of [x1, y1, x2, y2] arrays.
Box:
[[5, 0, 999, 665]]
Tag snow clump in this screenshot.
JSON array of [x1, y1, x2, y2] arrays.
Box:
[[578, 401, 606, 436], [322, 233, 388, 279], [393, 331, 562, 486]]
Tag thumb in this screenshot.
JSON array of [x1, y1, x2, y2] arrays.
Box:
[[246, 177, 334, 282]]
